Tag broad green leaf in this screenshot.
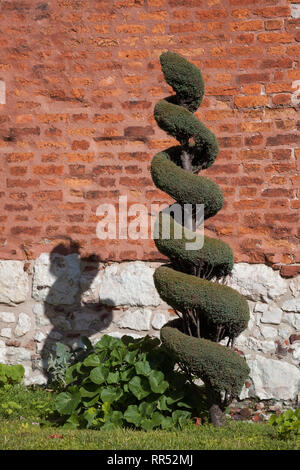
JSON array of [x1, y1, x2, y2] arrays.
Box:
[[157, 395, 171, 412], [160, 416, 173, 430], [100, 387, 123, 404], [124, 350, 139, 364], [128, 376, 151, 400], [124, 405, 141, 426], [148, 370, 169, 394], [105, 410, 123, 426], [140, 418, 155, 431], [102, 402, 111, 415], [83, 407, 98, 428], [120, 367, 135, 382], [135, 361, 152, 377], [89, 365, 108, 384], [55, 391, 81, 415], [65, 364, 79, 385], [172, 410, 191, 428], [139, 401, 156, 417], [79, 382, 100, 398], [151, 411, 164, 428], [107, 371, 120, 384], [110, 346, 126, 363], [95, 335, 120, 350], [83, 354, 102, 367], [82, 394, 100, 407]]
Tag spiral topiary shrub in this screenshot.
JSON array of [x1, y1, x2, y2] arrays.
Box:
[[151, 51, 250, 426]]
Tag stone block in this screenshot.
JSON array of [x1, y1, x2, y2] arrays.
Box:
[[0, 261, 29, 305]]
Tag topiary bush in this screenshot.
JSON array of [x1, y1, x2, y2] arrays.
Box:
[[151, 51, 250, 426]]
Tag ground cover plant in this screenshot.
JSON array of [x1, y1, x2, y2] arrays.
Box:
[[0, 382, 56, 423], [151, 51, 250, 426], [53, 334, 204, 431], [0, 363, 25, 388], [269, 408, 300, 439]]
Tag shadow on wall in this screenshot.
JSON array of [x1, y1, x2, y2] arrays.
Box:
[[38, 237, 113, 381]]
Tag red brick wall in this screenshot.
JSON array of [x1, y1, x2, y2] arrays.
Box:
[[0, 0, 299, 276]]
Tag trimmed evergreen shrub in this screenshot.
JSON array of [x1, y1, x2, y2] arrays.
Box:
[[151, 51, 250, 426]]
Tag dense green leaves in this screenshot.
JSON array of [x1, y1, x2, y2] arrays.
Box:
[[269, 409, 300, 439], [54, 334, 194, 431], [0, 364, 25, 388], [151, 50, 251, 421]]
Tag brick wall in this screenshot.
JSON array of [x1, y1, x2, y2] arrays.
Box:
[[0, 0, 299, 276]]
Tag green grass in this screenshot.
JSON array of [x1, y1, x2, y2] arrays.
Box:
[[0, 385, 299, 450], [0, 419, 299, 450]]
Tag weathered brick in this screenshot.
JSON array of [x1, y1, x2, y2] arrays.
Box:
[[266, 134, 300, 146], [262, 188, 293, 198], [32, 191, 63, 201], [237, 72, 270, 84], [258, 32, 294, 43], [7, 179, 40, 188], [261, 58, 293, 69], [230, 20, 263, 31], [253, 7, 291, 18], [195, 9, 228, 20], [72, 140, 90, 150], [244, 135, 263, 146], [33, 165, 64, 175], [235, 95, 269, 108], [233, 199, 267, 210], [169, 23, 203, 33], [265, 19, 283, 30], [231, 9, 251, 19], [272, 94, 291, 105], [238, 149, 269, 161]]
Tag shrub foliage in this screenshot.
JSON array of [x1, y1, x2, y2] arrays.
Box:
[[151, 51, 250, 426]]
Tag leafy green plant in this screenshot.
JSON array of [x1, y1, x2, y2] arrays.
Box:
[[0, 364, 25, 390], [47, 343, 73, 387], [269, 409, 300, 439], [47, 340, 89, 388], [54, 334, 198, 431]]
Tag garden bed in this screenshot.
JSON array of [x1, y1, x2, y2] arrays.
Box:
[[0, 385, 299, 451]]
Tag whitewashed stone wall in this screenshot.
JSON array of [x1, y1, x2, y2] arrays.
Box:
[[0, 255, 299, 404]]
